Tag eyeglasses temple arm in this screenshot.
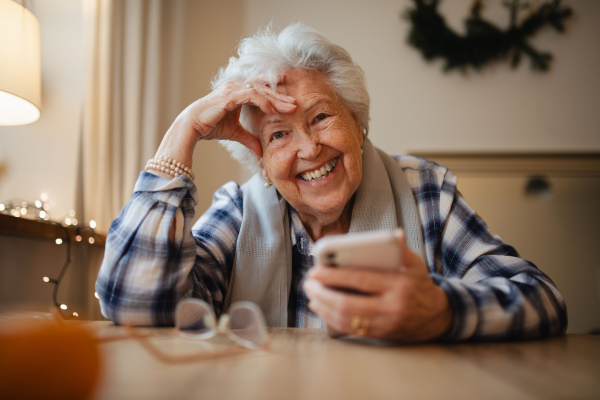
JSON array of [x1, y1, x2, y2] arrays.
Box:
[[125, 327, 252, 364]]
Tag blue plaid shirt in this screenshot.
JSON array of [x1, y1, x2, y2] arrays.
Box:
[[96, 156, 567, 340]]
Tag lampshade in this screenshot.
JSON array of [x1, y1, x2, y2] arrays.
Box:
[[0, 0, 41, 126]]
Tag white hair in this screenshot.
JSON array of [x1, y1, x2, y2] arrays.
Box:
[[212, 23, 370, 173]]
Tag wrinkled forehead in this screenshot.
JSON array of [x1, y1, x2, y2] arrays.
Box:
[[269, 71, 336, 111], [273, 69, 327, 94]]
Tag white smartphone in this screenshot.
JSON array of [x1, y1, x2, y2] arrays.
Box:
[[313, 230, 402, 271]]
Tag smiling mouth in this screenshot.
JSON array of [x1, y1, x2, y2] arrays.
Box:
[[299, 158, 339, 182]]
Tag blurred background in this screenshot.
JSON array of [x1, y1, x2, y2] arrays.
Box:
[[0, 0, 598, 333]]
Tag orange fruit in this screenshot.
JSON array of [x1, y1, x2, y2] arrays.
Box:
[[0, 320, 101, 400]]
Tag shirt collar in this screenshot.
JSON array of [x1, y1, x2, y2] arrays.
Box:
[[289, 207, 314, 256]]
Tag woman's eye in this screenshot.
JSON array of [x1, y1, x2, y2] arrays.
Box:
[[314, 113, 328, 123], [272, 131, 285, 140]]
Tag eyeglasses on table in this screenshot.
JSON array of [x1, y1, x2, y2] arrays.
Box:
[[120, 298, 270, 364]]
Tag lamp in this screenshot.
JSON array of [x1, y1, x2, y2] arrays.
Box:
[[0, 0, 41, 126]]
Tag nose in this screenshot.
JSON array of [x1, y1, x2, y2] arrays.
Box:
[[296, 129, 321, 160]]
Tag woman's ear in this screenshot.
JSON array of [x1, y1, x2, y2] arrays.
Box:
[[352, 112, 363, 146], [258, 158, 271, 182]]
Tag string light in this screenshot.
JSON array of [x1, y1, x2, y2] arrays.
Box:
[[0, 199, 53, 220], [3, 195, 97, 320], [0, 196, 92, 231]]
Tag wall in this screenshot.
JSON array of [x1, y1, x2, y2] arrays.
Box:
[[0, 0, 84, 221], [458, 175, 600, 334]]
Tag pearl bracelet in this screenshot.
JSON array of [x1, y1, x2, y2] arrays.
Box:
[[145, 155, 195, 180]]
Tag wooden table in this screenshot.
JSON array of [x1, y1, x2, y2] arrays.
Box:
[[92, 325, 600, 400]]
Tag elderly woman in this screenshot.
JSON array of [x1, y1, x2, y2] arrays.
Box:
[[96, 23, 566, 341]]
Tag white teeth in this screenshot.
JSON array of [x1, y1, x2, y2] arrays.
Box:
[[300, 157, 338, 182]]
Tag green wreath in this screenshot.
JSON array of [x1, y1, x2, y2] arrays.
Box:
[[404, 0, 573, 72]]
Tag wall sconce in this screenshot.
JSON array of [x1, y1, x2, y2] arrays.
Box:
[[524, 176, 553, 200], [0, 0, 41, 126]]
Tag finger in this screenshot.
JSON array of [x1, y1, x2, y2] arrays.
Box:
[[263, 92, 297, 113], [247, 85, 296, 114], [258, 85, 297, 105], [307, 299, 351, 334], [230, 108, 263, 158], [233, 128, 262, 158], [244, 77, 296, 103], [307, 266, 391, 294], [304, 278, 380, 316], [229, 80, 295, 115], [234, 87, 277, 116], [310, 298, 389, 338], [395, 229, 424, 270]]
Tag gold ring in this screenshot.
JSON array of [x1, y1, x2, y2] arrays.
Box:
[[245, 83, 253, 89], [351, 315, 369, 336]]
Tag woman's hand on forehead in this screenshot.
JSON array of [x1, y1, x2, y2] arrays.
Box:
[[192, 79, 297, 154], [155, 77, 297, 166]]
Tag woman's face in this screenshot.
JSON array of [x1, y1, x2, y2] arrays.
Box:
[[257, 69, 363, 228]]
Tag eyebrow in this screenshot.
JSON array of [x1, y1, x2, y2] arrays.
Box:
[[305, 98, 324, 114], [263, 117, 283, 126]]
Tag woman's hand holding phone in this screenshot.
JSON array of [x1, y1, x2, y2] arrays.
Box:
[[304, 229, 454, 342]]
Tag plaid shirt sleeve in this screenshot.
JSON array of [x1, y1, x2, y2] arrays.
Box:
[[398, 156, 568, 340], [95, 171, 242, 326]]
